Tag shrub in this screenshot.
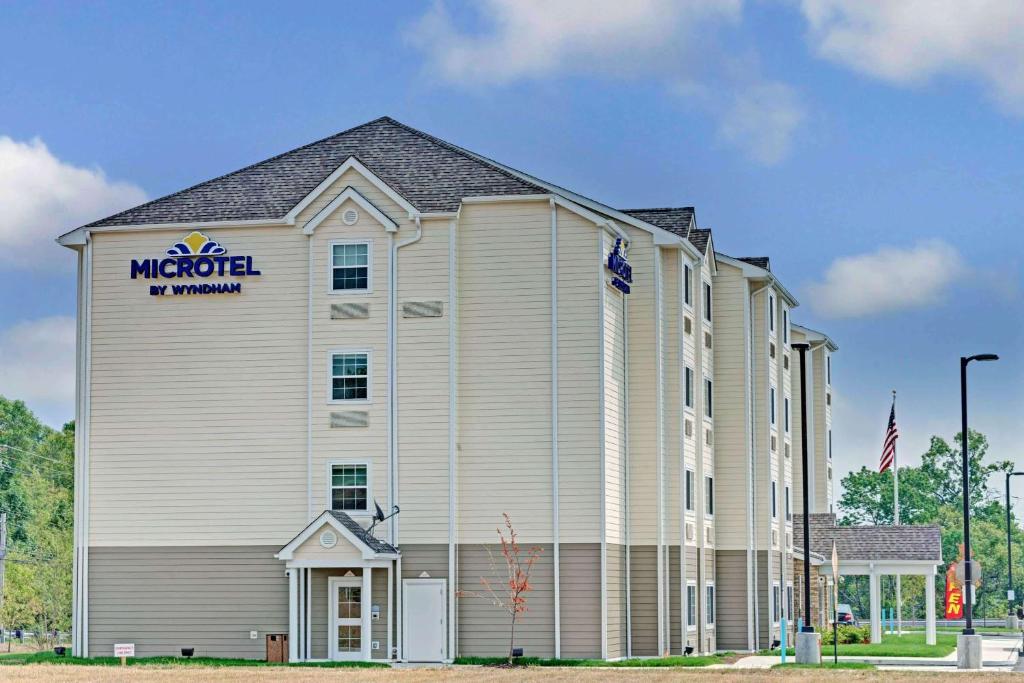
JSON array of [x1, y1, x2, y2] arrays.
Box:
[[822, 624, 871, 645]]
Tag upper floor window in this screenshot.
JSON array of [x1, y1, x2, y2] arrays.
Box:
[[683, 264, 693, 306], [768, 294, 776, 332], [784, 397, 790, 433], [331, 242, 370, 292], [703, 282, 712, 322], [685, 469, 695, 512], [705, 475, 715, 516], [828, 429, 833, 460], [704, 378, 713, 418], [785, 485, 792, 521], [331, 351, 369, 402], [771, 481, 778, 519], [330, 462, 369, 513], [685, 367, 695, 409], [782, 309, 789, 344], [827, 355, 832, 385], [770, 387, 777, 426]]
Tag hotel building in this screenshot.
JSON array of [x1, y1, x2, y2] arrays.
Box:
[[60, 117, 839, 662]]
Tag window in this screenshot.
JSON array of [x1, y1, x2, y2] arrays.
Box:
[[684, 264, 692, 306], [772, 583, 781, 624], [770, 387, 776, 426], [331, 351, 369, 402], [685, 367, 694, 409], [771, 481, 777, 519], [687, 583, 698, 628], [828, 429, 833, 460], [705, 475, 714, 516], [768, 294, 775, 332], [787, 584, 794, 622], [827, 355, 832, 384], [784, 397, 790, 433], [785, 485, 792, 521], [782, 309, 789, 344], [704, 378, 713, 418], [706, 585, 716, 625], [703, 282, 712, 321], [685, 469, 695, 512], [331, 242, 370, 292], [330, 463, 369, 513]]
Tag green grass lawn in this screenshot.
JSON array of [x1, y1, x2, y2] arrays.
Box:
[[761, 632, 957, 658], [773, 662, 876, 670], [0, 651, 389, 668], [453, 654, 726, 667]]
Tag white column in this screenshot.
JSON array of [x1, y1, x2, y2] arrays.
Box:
[[925, 571, 936, 646], [869, 571, 881, 644], [288, 569, 299, 662], [362, 570, 373, 661], [387, 563, 394, 661]]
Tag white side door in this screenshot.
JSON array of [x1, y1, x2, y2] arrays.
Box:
[[403, 579, 447, 662]]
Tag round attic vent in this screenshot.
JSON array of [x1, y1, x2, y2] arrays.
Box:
[[342, 208, 359, 225], [319, 529, 338, 549]]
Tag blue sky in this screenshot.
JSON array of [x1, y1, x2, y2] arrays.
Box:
[[0, 1, 1021, 505]]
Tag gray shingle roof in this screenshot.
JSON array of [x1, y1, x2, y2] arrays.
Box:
[[327, 510, 398, 555], [620, 208, 712, 255], [85, 117, 545, 227], [794, 514, 942, 562], [737, 256, 771, 271]]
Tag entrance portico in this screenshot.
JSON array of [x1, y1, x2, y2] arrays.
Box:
[[276, 510, 399, 662]]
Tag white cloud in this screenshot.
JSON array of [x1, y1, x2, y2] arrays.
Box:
[[804, 240, 966, 318], [0, 137, 147, 267], [408, 0, 804, 164], [799, 0, 1024, 114], [0, 317, 76, 425]]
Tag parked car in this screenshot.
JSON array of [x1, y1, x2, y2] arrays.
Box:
[[836, 603, 859, 626]]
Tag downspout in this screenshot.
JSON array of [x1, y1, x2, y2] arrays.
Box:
[[81, 233, 92, 656], [307, 234, 313, 520], [551, 198, 562, 658], [654, 247, 666, 655], [447, 215, 458, 660], [677, 251, 687, 655], [623, 263, 632, 659], [72, 246, 84, 656]]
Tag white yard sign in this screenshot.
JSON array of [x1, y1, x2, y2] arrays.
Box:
[[114, 643, 135, 662]]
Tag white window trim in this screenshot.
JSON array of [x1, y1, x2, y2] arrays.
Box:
[[768, 293, 776, 334], [782, 308, 789, 344], [686, 581, 698, 631], [772, 582, 781, 625], [685, 468, 695, 513], [327, 459, 373, 518], [785, 485, 792, 522], [328, 348, 372, 405], [704, 474, 715, 520], [682, 263, 694, 311], [784, 397, 790, 434], [769, 386, 777, 428], [702, 280, 712, 322], [703, 375, 713, 421], [705, 583, 716, 626], [684, 366, 695, 412], [329, 239, 373, 295], [771, 480, 777, 519]]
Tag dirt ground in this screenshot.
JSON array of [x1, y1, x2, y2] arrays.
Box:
[[0, 667, 1016, 683]]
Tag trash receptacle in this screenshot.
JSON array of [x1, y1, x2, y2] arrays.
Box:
[[266, 633, 288, 663]]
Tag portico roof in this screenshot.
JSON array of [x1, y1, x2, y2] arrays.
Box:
[[276, 509, 398, 561], [795, 514, 942, 563]]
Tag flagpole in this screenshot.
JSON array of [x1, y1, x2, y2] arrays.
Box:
[[893, 389, 902, 636]]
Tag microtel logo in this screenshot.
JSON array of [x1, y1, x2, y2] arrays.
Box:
[[130, 231, 261, 297], [606, 237, 632, 294]]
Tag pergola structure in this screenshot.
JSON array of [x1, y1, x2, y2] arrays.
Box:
[[796, 514, 943, 645]]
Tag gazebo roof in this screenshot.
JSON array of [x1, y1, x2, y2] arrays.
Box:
[[795, 514, 942, 563]]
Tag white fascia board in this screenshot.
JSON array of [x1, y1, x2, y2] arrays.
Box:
[[276, 511, 383, 561], [286, 156, 418, 221], [303, 186, 398, 234], [704, 234, 718, 275], [461, 194, 551, 204], [715, 252, 800, 308], [56, 218, 285, 248], [791, 323, 839, 351]]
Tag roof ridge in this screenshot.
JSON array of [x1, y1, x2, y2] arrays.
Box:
[[620, 206, 695, 212], [85, 117, 395, 228], [379, 117, 547, 194]]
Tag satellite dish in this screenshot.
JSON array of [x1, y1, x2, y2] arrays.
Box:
[[374, 501, 386, 522]]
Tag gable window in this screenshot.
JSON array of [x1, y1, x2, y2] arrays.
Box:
[[685, 469, 695, 512], [687, 583, 698, 628], [705, 475, 714, 516], [330, 462, 369, 513], [769, 294, 775, 332], [706, 584, 716, 625], [331, 241, 371, 292], [703, 282, 712, 321], [331, 351, 370, 402], [704, 378, 713, 418], [685, 367, 694, 409], [684, 264, 692, 306], [784, 397, 790, 433]]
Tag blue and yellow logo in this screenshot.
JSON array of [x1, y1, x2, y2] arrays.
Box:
[[166, 231, 227, 257]]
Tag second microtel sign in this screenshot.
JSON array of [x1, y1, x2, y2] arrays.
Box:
[[606, 237, 632, 294]]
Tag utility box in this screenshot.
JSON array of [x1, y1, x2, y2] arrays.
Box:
[[266, 634, 288, 663]]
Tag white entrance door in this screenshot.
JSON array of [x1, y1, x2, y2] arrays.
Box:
[[329, 575, 371, 661], [403, 579, 447, 662]]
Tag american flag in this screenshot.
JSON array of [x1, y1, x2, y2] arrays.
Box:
[[880, 401, 898, 473]]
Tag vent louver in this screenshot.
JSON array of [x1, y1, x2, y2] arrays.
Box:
[[330, 411, 369, 428], [402, 301, 444, 318], [331, 303, 369, 319]]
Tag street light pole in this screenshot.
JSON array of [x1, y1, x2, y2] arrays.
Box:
[[793, 343, 813, 633], [960, 353, 999, 637]]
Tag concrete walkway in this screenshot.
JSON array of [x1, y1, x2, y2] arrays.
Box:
[[716, 636, 1020, 670]]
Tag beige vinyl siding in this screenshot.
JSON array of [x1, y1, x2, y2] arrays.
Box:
[[87, 227, 308, 546], [629, 545, 658, 656], [606, 543, 627, 659], [559, 544, 601, 658], [709, 264, 749, 550], [88, 546, 287, 658], [603, 239, 628, 545], [457, 543, 554, 657], [395, 218, 453, 544], [556, 207, 602, 542], [456, 201, 552, 543]]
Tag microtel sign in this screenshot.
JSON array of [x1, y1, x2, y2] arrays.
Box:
[[606, 237, 632, 294], [130, 231, 261, 297]]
